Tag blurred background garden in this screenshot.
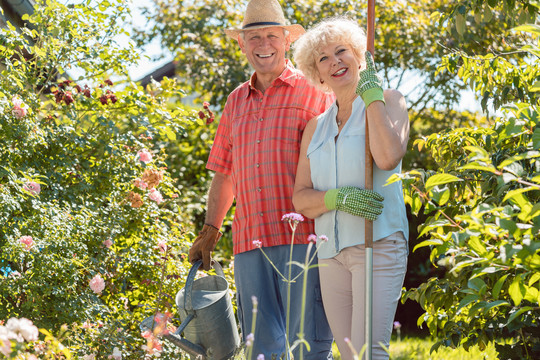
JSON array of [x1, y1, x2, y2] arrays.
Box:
[[0, 0, 538, 358]]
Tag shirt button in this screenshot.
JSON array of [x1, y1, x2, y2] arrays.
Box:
[[256, 163, 260, 168], [257, 187, 262, 192], [257, 139, 261, 144], [259, 212, 263, 217], [259, 118, 263, 122], [260, 98, 263, 102]]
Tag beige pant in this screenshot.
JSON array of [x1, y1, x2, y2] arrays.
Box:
[[319, 232, 408, 360]]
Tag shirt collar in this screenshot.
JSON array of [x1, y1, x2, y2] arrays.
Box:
[[246, 59, 297, 98]]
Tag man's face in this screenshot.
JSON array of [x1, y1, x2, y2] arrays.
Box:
[[238, 27, 290, 79]]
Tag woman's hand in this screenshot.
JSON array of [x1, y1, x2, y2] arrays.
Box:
[[356, 51, 385, 108]]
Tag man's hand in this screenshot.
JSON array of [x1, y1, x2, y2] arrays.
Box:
[[324, 186, 384, 221], [188, 224, 222, 271], [356, 51, 385, 108]]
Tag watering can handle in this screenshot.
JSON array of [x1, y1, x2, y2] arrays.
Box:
[[184, 259, 226, 313]]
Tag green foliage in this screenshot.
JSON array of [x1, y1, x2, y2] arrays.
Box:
[[400, 104, 540, 357], [396, 2, 540, 358], [0, 0, 221, 358], [434, 0, 540, 112]]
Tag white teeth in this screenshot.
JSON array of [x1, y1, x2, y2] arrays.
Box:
[[333, 68, 346, 76], [258, 54, 272, 58]]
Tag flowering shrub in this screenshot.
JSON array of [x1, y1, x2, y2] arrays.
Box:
[[0, 0, 219, 359]]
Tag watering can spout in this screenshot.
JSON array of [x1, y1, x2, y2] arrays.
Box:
[[162, 332, 206, 358]]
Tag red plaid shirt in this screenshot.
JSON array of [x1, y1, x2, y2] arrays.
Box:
[[207, 60, 331, 254]]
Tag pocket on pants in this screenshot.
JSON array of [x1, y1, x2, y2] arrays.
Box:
[[314, 283, 333, 341]]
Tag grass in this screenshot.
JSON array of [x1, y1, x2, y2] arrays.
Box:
[[331, 337, 500, 360]]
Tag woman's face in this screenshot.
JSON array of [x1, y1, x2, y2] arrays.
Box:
[[315, 41, 361, 92]]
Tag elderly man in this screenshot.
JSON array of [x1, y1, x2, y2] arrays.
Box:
[[188, 0, 334, 358]]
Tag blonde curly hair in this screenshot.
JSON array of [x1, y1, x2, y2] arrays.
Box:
[[293, 17, 367, 93]]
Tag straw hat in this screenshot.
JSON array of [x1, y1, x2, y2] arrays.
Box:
[[225, 0, 305, 42]]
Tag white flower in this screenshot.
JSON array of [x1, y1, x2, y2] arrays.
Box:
[[5, 318, 38, 342], [111, 347, 122, 359]]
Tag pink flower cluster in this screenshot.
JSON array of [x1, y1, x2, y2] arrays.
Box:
[[281, 212, 304, 223], [148, 188, 163, 204], [252, 240, 262, 248], [137, 149, 153, 163], [18, 236, 34, 250], [103, 239, 113, 248], [11, 97, 28, 119], [89, 274, 105, 294], [22, 181, 40, 196]]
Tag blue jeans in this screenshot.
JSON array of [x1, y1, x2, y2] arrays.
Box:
[[235, 244, 334, 360]]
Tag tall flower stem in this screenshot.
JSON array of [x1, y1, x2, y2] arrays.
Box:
[[298, 241, 314, 359], [285, 225, 296, 359]]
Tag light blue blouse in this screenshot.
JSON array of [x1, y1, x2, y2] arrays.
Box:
[[307, 96, 409, 259]]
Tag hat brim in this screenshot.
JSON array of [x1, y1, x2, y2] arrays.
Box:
[[225, 24, 305, 42]]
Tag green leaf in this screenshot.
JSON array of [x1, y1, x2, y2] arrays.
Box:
[[509, 276, 526, 306], [506, 306, 534, 325], [503, 187, 536, 202], [529, 272, 540, 287], [530, 81, 540, 92], [468, 277, 487, 294], [512, 24, 540, 35], [483, 300, 510, 314], [455, 14, 466, 35], [493, 274, 509, 299], [425, 174, 462, 191], [458, 294, 480, 310], [468, 237, 487, 256], [413, 239, 443, 252]]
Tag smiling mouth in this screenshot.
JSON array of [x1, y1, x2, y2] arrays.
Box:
[[257, 53, 274, 58], [332, 68, 347, 76]]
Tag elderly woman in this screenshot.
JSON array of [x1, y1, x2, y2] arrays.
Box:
[[292, 17, 410, 360]]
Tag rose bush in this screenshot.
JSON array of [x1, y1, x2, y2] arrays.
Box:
[[0, 0, 224, 358]]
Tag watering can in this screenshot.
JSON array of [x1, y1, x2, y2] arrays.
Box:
[[141, 260, 240, 360]]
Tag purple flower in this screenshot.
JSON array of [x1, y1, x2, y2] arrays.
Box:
[[319, 235, 329, 242], [246, 333, 254, 347], [281, 212, 304, 223], [393, 321, 402, 329], [307, 234, 317, 242], [257, 355, 265, 360]]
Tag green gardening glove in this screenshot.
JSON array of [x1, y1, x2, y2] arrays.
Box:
[[356, 51, 385, 108], [324, 186, 384, 221]]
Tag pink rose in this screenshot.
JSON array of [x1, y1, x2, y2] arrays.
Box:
[[103, 239, 113, 248], [133, 178, 148, 190], [89, 274, 105, 294], [157, 240, 167, 253], [18, 236, 34, 250], [11, 97, 27, 119], [137, 149, 153, 163], [148, 189, 163, 204], [23, 181, 41, 196]]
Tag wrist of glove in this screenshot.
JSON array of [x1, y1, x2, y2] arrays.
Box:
[[188, 223, 222, 271], [356, 51, 385, 109], [324, 186, 384, 221]]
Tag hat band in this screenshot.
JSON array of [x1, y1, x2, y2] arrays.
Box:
[[242, 21, 283, 29]]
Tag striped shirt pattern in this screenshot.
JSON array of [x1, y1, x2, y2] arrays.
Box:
[[207, 60, 330, 254]]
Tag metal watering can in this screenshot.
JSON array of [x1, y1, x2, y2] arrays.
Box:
[[141, 260, 240, 359]]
